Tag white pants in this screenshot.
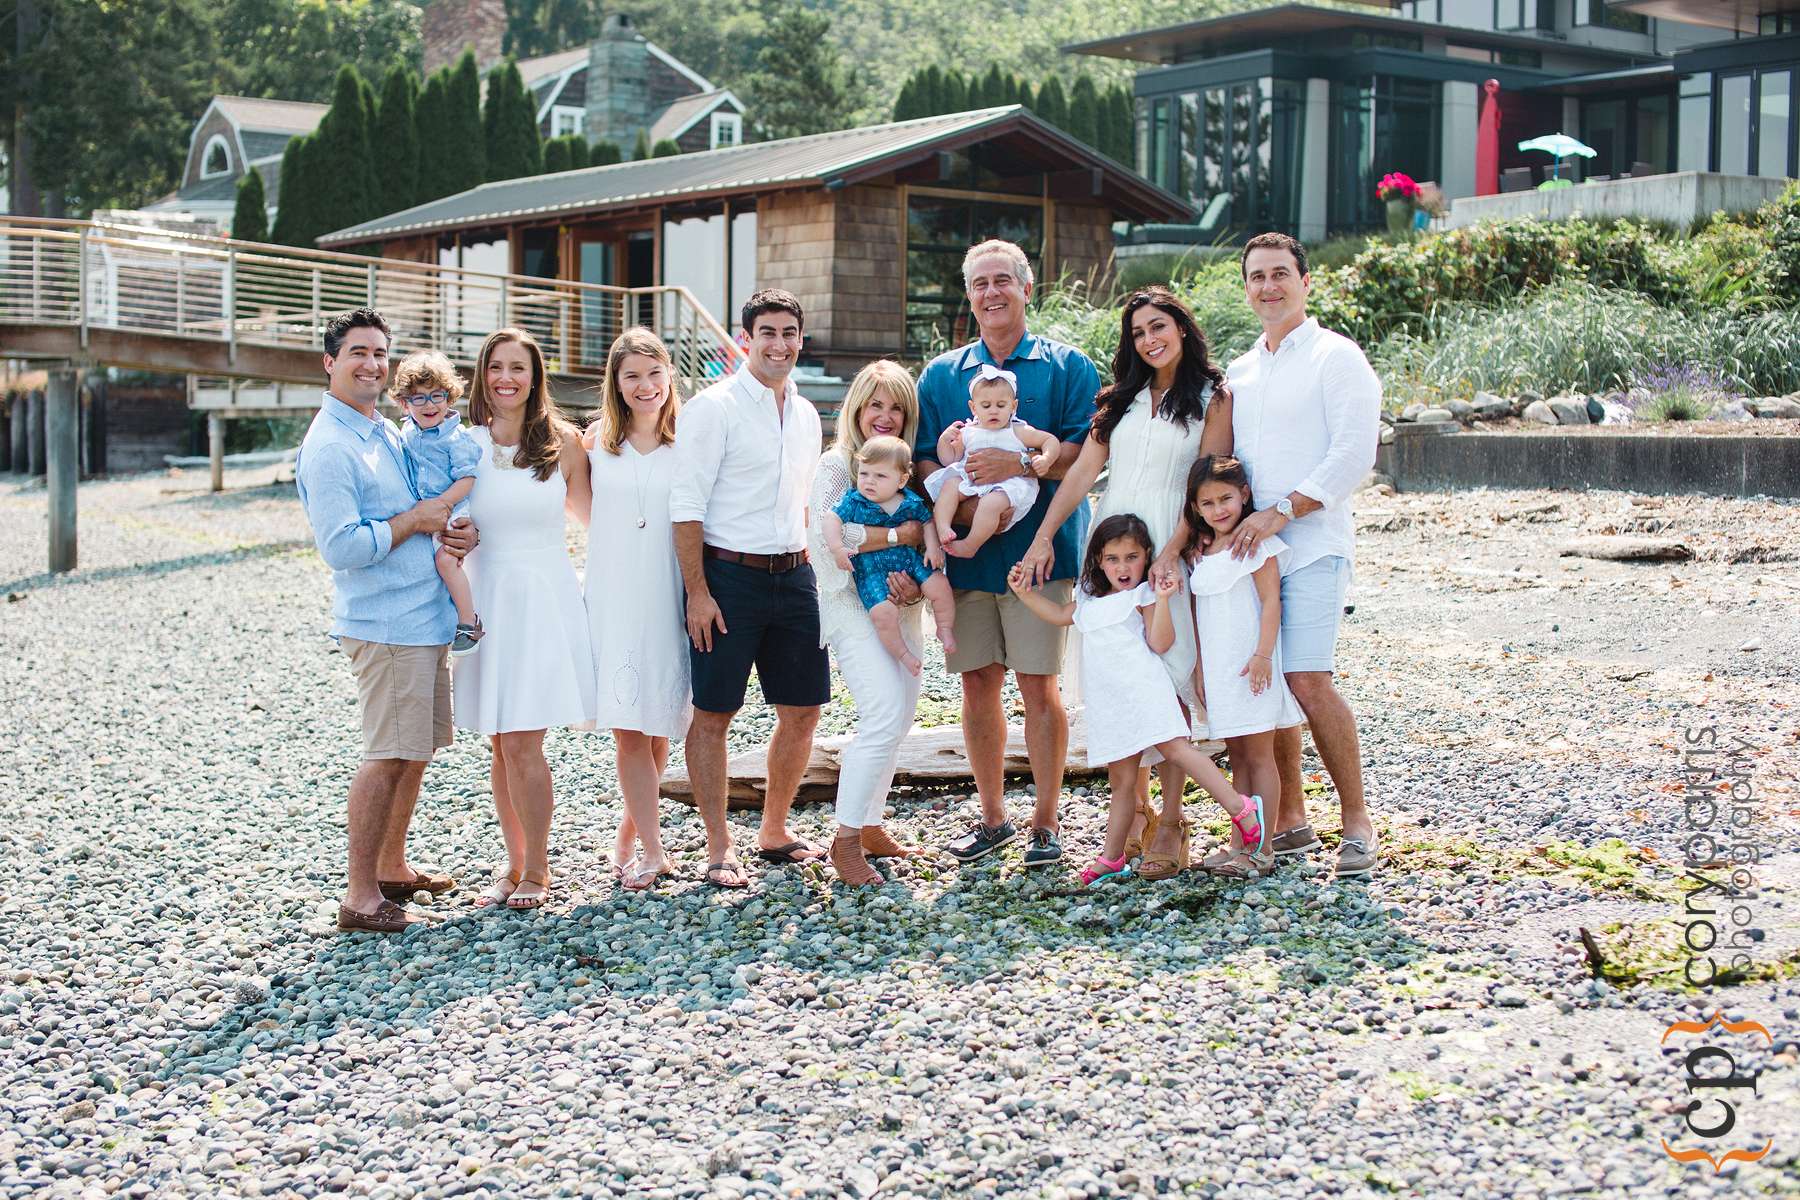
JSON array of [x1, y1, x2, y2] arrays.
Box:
[[830, 624, 922, 828]]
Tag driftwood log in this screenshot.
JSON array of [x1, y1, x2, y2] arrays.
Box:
[[1558, 535, 1694, 562], [661, 720, 1227, 810]]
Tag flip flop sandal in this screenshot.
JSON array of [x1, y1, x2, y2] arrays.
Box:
[[705, 861, 751, 889], [506, 871, 551, 910], [622, 860, 670, 892], [756, 841, 824, 865], [473, 869, 522, 909]]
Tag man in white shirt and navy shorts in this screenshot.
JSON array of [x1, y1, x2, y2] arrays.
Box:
[[1224, 233, 1382, 878], [671, 289, 830, 888]]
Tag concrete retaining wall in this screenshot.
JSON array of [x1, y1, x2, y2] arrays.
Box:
[[1446, 172, 1788, 229], [1378, 428, 1800, 498]]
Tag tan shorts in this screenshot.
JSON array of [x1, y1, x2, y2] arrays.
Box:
[[944, 582, 1072, 677], [340, 638, 452, 762]]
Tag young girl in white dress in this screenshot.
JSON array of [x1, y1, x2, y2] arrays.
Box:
[[1184, 454, 1303, 879], [925, 363, 1060, 557], [454, 328, 596, 912], [1007, 513, 1266, 887], [579, 328, 690, 892]]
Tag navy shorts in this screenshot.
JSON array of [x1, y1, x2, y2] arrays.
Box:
[[688, 557, 832, 713]]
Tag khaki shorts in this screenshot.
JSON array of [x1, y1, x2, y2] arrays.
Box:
[[341, 638, 452, 762], [944, 582, 1072, 677]]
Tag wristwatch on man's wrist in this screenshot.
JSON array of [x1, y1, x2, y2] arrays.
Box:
[[1018, 449, 1033, 471], [1275, 497, 1295, 520], [887, 527, 899, 546]]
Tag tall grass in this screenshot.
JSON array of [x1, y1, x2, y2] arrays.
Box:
[[1374, 282, 1800, 405]]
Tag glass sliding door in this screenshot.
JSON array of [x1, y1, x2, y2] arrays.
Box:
[[1719, 74, 1752, 175], [1329, 76, 1441, 232], [1759, 71, 1791, 177]]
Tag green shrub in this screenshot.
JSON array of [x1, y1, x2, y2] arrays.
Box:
[[1750, 180, 1800, 302], [1376, 282, 1800, 404], [1031, 258, 1264, 382]]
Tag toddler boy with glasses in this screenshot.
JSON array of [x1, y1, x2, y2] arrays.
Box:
[[394, 351, 484, 655]]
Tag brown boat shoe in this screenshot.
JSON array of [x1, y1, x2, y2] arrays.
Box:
[[379, 870, 457, 902], [337, 899, 428, 933]]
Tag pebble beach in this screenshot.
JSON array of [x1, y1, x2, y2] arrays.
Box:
[[1, 466, 1796, 1200]]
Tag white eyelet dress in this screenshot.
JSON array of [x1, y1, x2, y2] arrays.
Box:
[[1089, 384, 1211, 719], [585, 440, 691, 739], [1188, 535, 1303, 739], [1074, 582, 1192, 767], [452, 428, 597, 734]]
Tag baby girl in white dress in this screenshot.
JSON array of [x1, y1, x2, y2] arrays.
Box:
[[925, 363, 1060, 557]]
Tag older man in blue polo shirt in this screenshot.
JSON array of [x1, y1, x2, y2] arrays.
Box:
[[296, 308, 476, 933], [915, 239, 1100, 867]]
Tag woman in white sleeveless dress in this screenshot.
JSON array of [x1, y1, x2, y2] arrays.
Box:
[[453, 328, 596, 911], [1018, 287, 1233, 879], [805, 361, 930, 886], [578, 328, 690, 892]]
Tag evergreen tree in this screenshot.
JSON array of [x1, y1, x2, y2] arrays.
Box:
[[313, 65, 375, 237], [590, 140, 623, 166], [942, 69, 967, 115], [1035, 76, 1068, 132], [744, 9, 863, 140], [1106, 85, 1135, 163], [893, 74, 919, 122], [978, 64, 1005, 109], [919, 66, 944, 116], [1068, 74, 1100, 149], [270, 133, 307, 245], [484, 60, 542, 182], [567, 137, 590, 169], [652, 138, 682, 157], [449, 49, 487, 184], [232, 168, 268, 242], [412, 70, 454, 205], [543, 136, 570, 175], [1010, 75, 1032, 110], [374, 63, 419, 218]]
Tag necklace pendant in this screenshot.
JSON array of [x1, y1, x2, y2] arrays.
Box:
[[636, 517, 647, 529]]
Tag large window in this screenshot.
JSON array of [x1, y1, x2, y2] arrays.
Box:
[[1329, 77, 1440, 232], [1575, 0, 1649, 32], [1144, 77, 1305, 236], [904, 193, 1043, 354], [1720, 74, 1752, 175], [1678, 73, 1712, 171], [1760, 71, 1792, 178], [1580, 92, 1671, 176]]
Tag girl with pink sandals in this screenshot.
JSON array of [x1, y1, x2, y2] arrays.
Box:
[[1007, 513, 1266, 887]]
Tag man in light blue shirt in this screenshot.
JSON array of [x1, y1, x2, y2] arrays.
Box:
[[295, 308, 476, 933]]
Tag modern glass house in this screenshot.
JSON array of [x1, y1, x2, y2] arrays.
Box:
[[1068, 0, 1795, 240]]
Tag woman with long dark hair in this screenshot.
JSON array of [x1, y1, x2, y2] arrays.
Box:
[[1016, 286, 1233, 879], [454, 327, 596, 911]]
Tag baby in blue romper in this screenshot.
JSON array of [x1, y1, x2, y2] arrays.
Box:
[[823, 435, 957, 676], [392, 351, 485, 657]]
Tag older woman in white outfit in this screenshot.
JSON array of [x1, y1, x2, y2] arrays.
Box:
[[1018, 287, 1233, 880], [806, 361, 931, 886], [453, 328, 596, 911], [578, 328, 690, 891]]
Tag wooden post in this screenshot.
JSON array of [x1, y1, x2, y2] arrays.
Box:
[[27, 388, 46, 476], [208, 413, 226, 493], [8, 392, 24, 472], [87, 378, 107, 476], [47, 367, 79, 573]]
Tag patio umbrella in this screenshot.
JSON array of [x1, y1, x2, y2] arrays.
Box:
[[1517, 133, 1597, 181]]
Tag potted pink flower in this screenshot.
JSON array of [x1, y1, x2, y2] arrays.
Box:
[[1377, 172, 1422, 235]]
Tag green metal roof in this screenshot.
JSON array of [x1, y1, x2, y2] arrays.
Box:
[[319, 106, 1190, 247]]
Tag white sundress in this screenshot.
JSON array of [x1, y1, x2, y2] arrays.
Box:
[[1189, 535, 1303, 740], [452, 428, 597, 735], [585, 440, 691, 740], [1073, 582, 1192, 767], [923, 419, 1039, 531]]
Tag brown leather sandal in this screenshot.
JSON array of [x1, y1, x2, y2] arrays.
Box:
[[474, 869, 522, 909], [1123, 799, 1159, 863], [507, 870, 550, 910], [1138, 818, 1191, 882], [830, 833, 883, 887]]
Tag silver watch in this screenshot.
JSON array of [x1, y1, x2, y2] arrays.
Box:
[[1018, 449, 1033, 470], [1275, 497, 1295, 520]]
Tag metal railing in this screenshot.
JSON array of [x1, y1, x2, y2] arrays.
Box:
[[0, 216, 742, 384]]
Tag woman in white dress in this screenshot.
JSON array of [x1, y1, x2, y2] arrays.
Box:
[[805, 360, 931, 886], [454, 328, 596, 911], [578, 328, 689, 892], [1017, 287, 1233, 879]]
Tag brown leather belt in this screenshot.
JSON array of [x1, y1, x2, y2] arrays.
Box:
[[704, 544, 809, 573]]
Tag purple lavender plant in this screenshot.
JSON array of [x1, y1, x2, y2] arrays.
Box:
[[1624, 363, 1737, 422]]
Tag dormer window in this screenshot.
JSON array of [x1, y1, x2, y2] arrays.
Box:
[[201, 134, 232, 179], [711, 111, 742, 149]]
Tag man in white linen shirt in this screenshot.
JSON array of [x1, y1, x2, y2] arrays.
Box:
[[1224, 232, 1382, 878], [670, 289, 830, 888]]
